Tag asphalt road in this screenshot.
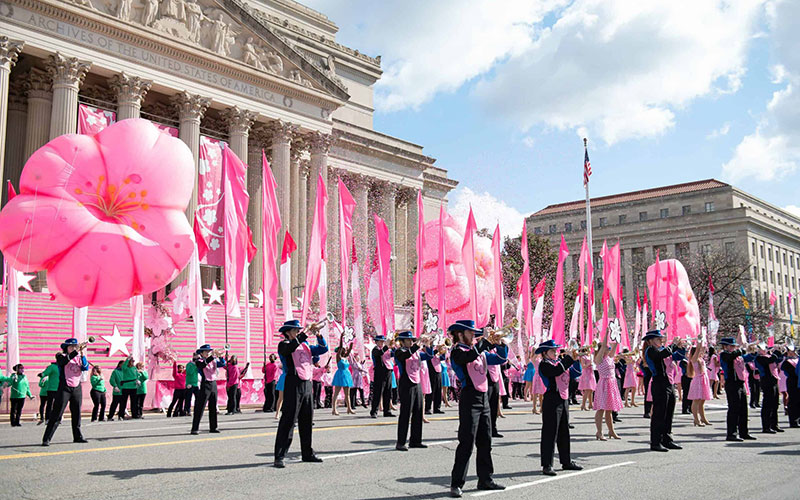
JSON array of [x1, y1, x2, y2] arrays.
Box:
[[0, 401, 798, 499]]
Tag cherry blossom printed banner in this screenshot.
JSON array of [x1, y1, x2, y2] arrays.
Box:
[[197, 136, 227, 267], [78, 104, 116, 135], [152, 123, 179, 138]]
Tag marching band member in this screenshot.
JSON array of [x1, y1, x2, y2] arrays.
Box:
[[36, 371, 49, 424], [425, 343, 444, 415], [578, 349, 596, 411], [719, 337, 756, 441], [273, 319, 328, 468], [538, 339, 583, 476], [394, 330, 432, 451], [42, 338, 89, 446], [370, 335, 395, 418], [89, 365, 107, 422], [688, 343, 712, 426], [106, 360, 125, 421], [594, 334, 622, 441], [262, 354, 279, 412], [781, 345, 799, 427], [190, 344, 226, 435], [448, 320, 506, 497], [167, 362, 186, 417], [643, 330, 681, 452], [183, 353, 200, 417], [755, 343, 784, 434]]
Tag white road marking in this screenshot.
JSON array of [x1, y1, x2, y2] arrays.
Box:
[[470, 461, 636, 497]]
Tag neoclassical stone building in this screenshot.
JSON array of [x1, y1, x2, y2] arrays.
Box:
[[0, 0, 457, 307]]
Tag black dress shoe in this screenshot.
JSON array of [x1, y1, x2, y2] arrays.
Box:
[[41, 441, 50, 447], [190, 430, 199, 435], [613, 417, 622, 423], [773, 427, 785, 433], [562, 461, 583, 471], [384, 412, 396, 417], [741, 435, 757, 440], [492, 432, 504, 438], [477, 481, 505, 491], [370, 412, 377, 419], [409, 443, 428, 449], [434, 410, 446, 414], [650, 444, 669, 452], [726, 436, 744, 442], [425, 410, 432, 415], [763, 429, 777, 434], [396, 445, 408, 451], [273, 460, 285, 468], [302, 455, 323, 463], [74, 438, 88, 443], [663, 442, 682, 450], [449, 487, 463, 498], [542, 466, 557, 476], [568, 424, 575, 429]]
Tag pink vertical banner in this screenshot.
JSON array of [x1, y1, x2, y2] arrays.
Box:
[[578, 236, 587, 346], [338, 179, 356, 327], [301, 174, 328, 326], [437, 205, 447, 332], [414, 192, 425, 338], [197, 136, 227, 266], [222, 147, 250, 318], [490, 224, 504, 327], [261, 152, 282, 346], [461, 207, 479, 326], [78, 104, 115, 135], [550, 235, 569, 345], [375, 215, 394, 337]]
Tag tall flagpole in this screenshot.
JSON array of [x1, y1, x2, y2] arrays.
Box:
[[584, 138, 595, 319]]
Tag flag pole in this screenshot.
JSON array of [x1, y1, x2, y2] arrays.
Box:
[[583, 138, 595, 319]]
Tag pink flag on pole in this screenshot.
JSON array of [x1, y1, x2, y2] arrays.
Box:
[[642, 289, 649, 333], [532, 277, 547, 344], [461, 207, 480, 325], [6, 267, 19, 372], [568, 292, 581, 341], [517, 222, 534, 346], [634, 290, 641, 345], [222, 146, 250, 318], [578, 236, 587, 346], [414, 192, 425, 338], [261, 152, 281, 345], [669, 261, 679, 341], [301, 174, 328, 325], [437, 205, 448, 332], [599, 241, 610, 339], [490, 224, 504, 327], [338, 178, 356, 328], [375, 215, 393, 336], [586, 243, 595, 345], [550, 235, 569, 345], [280, 232, 297, 320], [652, 251, 661, 325]]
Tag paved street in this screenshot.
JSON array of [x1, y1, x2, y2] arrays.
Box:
[[0, 402, 797, 500]]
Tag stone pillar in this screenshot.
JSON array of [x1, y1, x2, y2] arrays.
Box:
[[350, 174, 370, 271], [267, 120, 296, 266], [109, 72, 152, 120], [46, 52, 90, 139], [395, 193, 409, 304], [0, 37, 23, 188], [247, 127, 269, 294], [171, 91, 210, 220], [406, 188, 420, 301], [24, 68, 52, 159], [298, 160, 309, 286], [3, 77, 26, 205], [289, 137, 307, 286]]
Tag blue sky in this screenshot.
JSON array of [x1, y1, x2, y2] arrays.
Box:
[[305, 0, 800, 236]]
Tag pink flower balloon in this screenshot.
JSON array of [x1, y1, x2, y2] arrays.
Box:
[[417, 213, 495, 320], [0, 119, 194, 307], [646, 259, 701, 338]]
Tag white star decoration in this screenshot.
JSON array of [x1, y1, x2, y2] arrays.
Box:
[[253, 288, 264, 308], [15, 271, 35, 292], [103, 325, 132, 357], [204, 282, 224, 305], [200, 305, 211, 324]]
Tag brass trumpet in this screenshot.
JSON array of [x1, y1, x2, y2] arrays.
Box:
[[485, 318, 519, 345], [77, 336, 96, 350], [306, 312, 335, 334]]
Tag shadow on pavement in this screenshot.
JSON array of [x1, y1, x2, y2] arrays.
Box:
[[88, 462, 265, 479]]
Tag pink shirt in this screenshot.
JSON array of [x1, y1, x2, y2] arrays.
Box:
[[463, 346, 489, 392], [404, 352, 422, 384], [263, 362, 278, 384], [225, 364, 240, 388], [312, 366, 325, 382], [203, 359, 219, 381], [172, 363, 186, 389], [291, 343, 314, 381], [430, 356, 442, 373], [65, 355, 85, 388]]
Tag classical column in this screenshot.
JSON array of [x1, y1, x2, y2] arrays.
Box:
[[247, 127, 269, 294], [3, 77, 27, 204], [267, 120, 296, 266], [406, 188, 420, 301], [171, 91, 210, 220], [395, 193, 409, 305], [350, 174, 370, 271], [289, 137, 307, 285], [297, 161, 309, 285], [46, 52, 90, 138], [0, 37, 24, 186], [109, 72, 152, 120], [23, 68, 52, 159], [622, 247, 634, 318]]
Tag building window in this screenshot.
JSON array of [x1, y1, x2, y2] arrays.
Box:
[[780, 296, 785, 314], [770, 271, 774, 284], [768, 248, 772, 261], [534, 226, 542, 235], [682, 205, 691, 215], [754, 291, 760, 309], [654, 245, 667, 258], [751, 242, 756, 256], [786, 274, 789, 287], [753, 266, 758, 279], [725, 241, 735, 255], [565, 222, 572, 233], [599, 217, 607, 227], [660, 208, 669, 219], [702, 244, 711, 255], [580, 221, 586, 230], [705, 202, 715, 212], [784, 253, 788, 266], [760, 245, 764, 258], [619, 214, 627, 224], [549, 224, 557, 234], [792, 277, 796, 289], [677, 243, 690, 259], [762, 268, 766, 281], [791, 255, 795, 267], [763, 291, 768, 308], [639, 211, 648, 221]]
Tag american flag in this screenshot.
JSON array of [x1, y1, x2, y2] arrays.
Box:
[[583, 145, 592, 185]]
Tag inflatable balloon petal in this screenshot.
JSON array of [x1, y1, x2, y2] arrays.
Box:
[[646, 259, 701, 338], [0, 119, 194, 307]]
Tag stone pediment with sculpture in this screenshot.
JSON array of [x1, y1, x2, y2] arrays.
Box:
[[63, 0, 328, 93]]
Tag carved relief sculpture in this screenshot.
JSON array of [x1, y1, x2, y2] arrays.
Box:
[[184, 0, 204, 43], [159, 0, 186, 21], [116, 0, 132, 22], [242, 37, 265, 71], [210, 13, 231, 56], [265, 51, 284, 74], [141, 0, 159, 27]]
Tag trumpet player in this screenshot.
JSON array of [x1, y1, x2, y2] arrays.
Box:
[[394, 330, 433, 451], [755, 342, 785, 434], [643, 330, 682, 452], [370, 335, 396, 419], [719, 337, 756, 441], [42, 338, 90, 446], [780, 344, 799, 428], [190, 344, 226, 435], [273, 319, 328, 468]]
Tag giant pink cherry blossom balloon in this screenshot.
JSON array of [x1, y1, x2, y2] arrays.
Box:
[[417, 213, 495, 321], [0, 119, 194, 307], [646, 259, 701, 339]]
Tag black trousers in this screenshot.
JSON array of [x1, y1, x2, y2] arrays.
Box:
[[643, 373, 652, 416], [540, 393, 571, 468], [184, 386, 198, 416], [681, 375, 693, 413], [136, 393, 146, 417], [725, 380, 750, 437], [42, 385, 83, 443], [786, 384, 800, 427], [371, 369, 392, 416], [350, 387, 365, 407], [263, 381, 276, 412], [425, 368, 443, 413], [568, 379, 579, 404], [274, 376, 315, 461], [168, 388, 185, 417], [90, 389, 106, 421], [119, 388, 137, 419], [501, 371, 511, 408], [487, 379, 500, 435], [450, 387, 494, 488], [191, 381, 218, 432], [107, 393, 122, 420], [10, 398, 25, 426], [650, 376, 676, 446], [749, 377, 761, 406], [760, 380, 779, 431], [38, 394, 48, 421], [226, 384, 241, 413], [324, 387, 333, 408], [397, 380, 423, 447], [312, 381, 322, 409]]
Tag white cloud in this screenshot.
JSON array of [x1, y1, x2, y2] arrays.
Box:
[[706, 122, 731, 140], [521, 136, 536, 148], [448, 187, 527, 238], [785, 205, 800, 218], [722, 0, 800, 183], [473, 0, 764, 145]]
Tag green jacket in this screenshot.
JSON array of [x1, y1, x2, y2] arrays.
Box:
[[38, 376, 48, 396], [42, 363, 60, 392], [136, 370, 148, 395], [120, 364, 139, 390], [185, 361, 199, 388], [90, 375, 106, 393], [2, 373, 32, 399], [109, 368, 123, 395]]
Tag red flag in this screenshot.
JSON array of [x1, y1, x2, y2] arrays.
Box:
[[550, 235, 569, 345], [583, 143, 592, 186], [280, 231, 297, 320], [301, 174, 328, 325]]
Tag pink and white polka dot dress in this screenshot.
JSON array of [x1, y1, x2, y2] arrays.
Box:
[[688, 359, 712, 401], [593, 356, 623, 411], [578, 355, 597, 391], [623, 361, 637, 389]]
